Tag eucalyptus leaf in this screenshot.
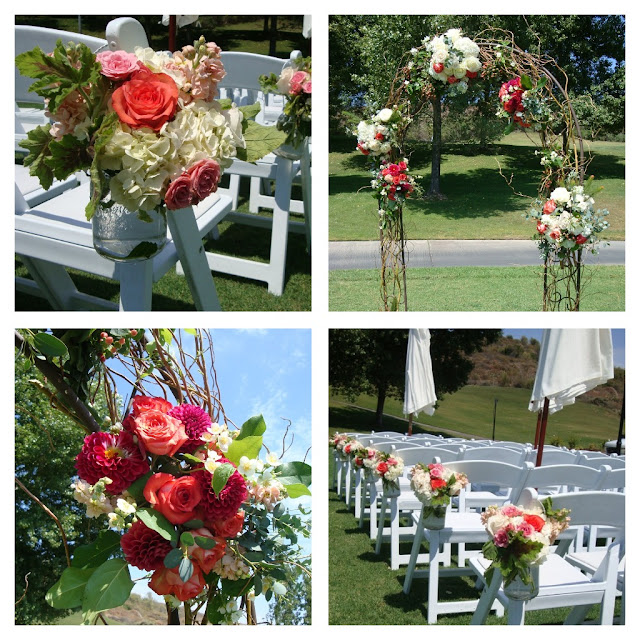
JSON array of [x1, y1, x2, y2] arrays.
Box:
[[180, 531, 195, 547], [194, 535, 218, 550], [163, 547, 184, 569], [179, 557, 194, 583]]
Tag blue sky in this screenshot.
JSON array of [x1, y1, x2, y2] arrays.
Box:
[[502, 329, 625, 368], [110, 329, 311, 617]]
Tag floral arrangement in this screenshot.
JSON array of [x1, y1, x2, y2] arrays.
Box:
[[480, 498, 570, 588], [259, 56, 311, 148], [412, 29, 482, 96], [329, 433, 349, 449], [371, 451, 404, 488], [47, 395, 311, 624], [16, 37, 285, 218], [355, 107, 405, 156], [371, 159, 421, 229], [409, 462, 469, 518], [354, 446, 379, 469], [529, 182, 610, 257], [342, 439, 363, 458], [497, 75, 551, 132]]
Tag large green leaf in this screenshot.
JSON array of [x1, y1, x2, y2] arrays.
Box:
[[46, 134, 92, 181], [225, 435, 263, 465], [237, 415, 267, 439], [19, 125, 55, 191], [71, 530, 122, 569], [33, 332, 68, 358], [82, 558, 133, 624], [45, 567, 95, 609], [211, 462, 235, 496], [136, 508, 178, 545], [277, 461, 312, 488], [125, 470, 152, 504], [283, 482, 311, 498], [236, 120, 287, 163], [238, 101, 262, 121]]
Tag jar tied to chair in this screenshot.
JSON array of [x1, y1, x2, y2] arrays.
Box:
[[503, 566, 540, 601]]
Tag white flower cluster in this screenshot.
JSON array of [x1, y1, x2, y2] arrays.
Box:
[[239, 455, 287, 511], [356, 120, 392, 156], [211, 548, 252, 580], [217, 599, 244, 624], [201, 421, 235, 453], [423, 28, 482, 94], [71, 477, 117, 518], [409, 463, 468, 506]]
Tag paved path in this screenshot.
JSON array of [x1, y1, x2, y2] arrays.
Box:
[[329, 239, 625, 270]]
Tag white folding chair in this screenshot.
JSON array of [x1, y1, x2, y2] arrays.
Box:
[[15, 183, 231, 311], [578, 454, 626, 470], [470, 490, 625, 625]]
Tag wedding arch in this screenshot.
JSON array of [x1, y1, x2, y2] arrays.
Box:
[[354, 28, 609, 311]]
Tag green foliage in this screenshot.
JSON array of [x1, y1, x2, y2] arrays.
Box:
[[267, 560, 311, 625], [82, 559, 134, 624], [211, 463, 236, 496], [45, 567, 96, 610], [235, 120, 287, 163], [277, 461, 312, 497], [71, 530, 122, 569], [15, 355, 103, 624], [225, 415, 267, 464], [136, 508, 178, 545]]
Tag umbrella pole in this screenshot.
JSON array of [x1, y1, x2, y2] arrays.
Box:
[[534, 410, 543, 448], [408, 414, 413, 437], [535, 398, 550, 467], [169, 15, 177, 52], [615, 391, 625, 455]]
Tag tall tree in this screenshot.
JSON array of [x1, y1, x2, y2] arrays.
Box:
[[329, 329, 502, 428], [266, 561, 311, 625]]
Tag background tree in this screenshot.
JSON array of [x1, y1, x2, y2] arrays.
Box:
[[266, 560, 311, 624], [329, 329, 502, 428]]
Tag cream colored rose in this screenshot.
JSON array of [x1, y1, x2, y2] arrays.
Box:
[[455, 37, 480, 57], [375, 108, 394, 123], [445, 28, 462, 43], [550, 186, 571, 204], [464, 56, 482, 73], [276, 67, 294, 94]]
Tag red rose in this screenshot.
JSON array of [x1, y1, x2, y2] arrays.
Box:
[[143, 473, 202, 524], [150, 565, 206, 601], [466, 70, 478, 79], [377, 461, 389, 475], [210, 510, 245, 538], [523, 514, 546, 532], [112, 70, 178, 131], [186, 159, 221, 203], [447, 76, 458, 84], [575, 234, 587, 245], [132, 395, 173, 416], [543, 200, 557, 215], [187, 527, 226, 573], [537, 222, 547, 234], [430, 478, 447, 490], [375, 132, 385, 140], [133, 410, 188, 456], [433, 62, 444, 74], [165, 174, 193, 211], [398, 161, 407, 170]]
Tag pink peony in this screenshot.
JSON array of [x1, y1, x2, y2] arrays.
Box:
[[75, 430, 149, 494], [302, 80, 312, 94], [165, 174, 193, 210], [187, 159, 221, 202], [168, 403, 211, 453], [96, 50, 141, 80]]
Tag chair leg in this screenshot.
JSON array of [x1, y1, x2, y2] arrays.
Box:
[[403, 515, 424, 594], [117, 260, 153, 311], [354, 469, 362, 516], [19, 257, 80, 310], [369, 484, 379, 539], [507, 600, 526, 625], [266, 156, 294, 296], [389, 497, 400, 570], [374, 495, 387, 554], [470, 569, 503, 625], [300, 140, 311, 253]]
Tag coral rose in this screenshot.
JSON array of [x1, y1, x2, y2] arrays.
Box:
[[96, 50, 141, 80], [111, 70, 179, 131], [150, 564, 206, 601], [132, 395, 174, 416], [543, 200, 557, 215], [120, 519, 172, 570], [210, 510, 245, 538], [187, 527, 226, 573], [144, 473, 202, 524], [133, 410, 188, 456], [523, 513, 546, 532], [75, 430, 149, 494], [186, 159, 221, 203], [165, 174, 193, 211]]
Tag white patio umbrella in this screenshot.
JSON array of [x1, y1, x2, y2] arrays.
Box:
[[403, 328, 437, 435], [529, 328, 613, 465]]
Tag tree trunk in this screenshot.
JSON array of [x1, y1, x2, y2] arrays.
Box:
[[429, 95, 443, 197], [374, 385, 387, 429]]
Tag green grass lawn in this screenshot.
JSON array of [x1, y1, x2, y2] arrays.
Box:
[[329, 132, 625, 241], [328, 265, 624, 311], [329, 383, 621, 451]]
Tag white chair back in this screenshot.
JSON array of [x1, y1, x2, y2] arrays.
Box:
[[579, 454, 625, 470], [461, 445, 529, 466], [105, 17, 148, 52], [528, 448, 581, 466]]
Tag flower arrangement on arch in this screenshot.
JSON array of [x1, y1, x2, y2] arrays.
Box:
[[371, 158, 421, 229], [497, 75, 551, 133], [259, 56, 311, 148], [480, 498, 570, 589], [16, 37, 286, 218], [355, 106, 406, 157], [409, 462, 469, 518], [49, 396, 311, 624], [529, 182, 610, 258]]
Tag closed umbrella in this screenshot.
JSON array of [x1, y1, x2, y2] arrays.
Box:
[[529, 328, 613, 465], [403, 328, 437, 435]]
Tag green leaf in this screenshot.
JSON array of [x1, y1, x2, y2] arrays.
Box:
[[183, 518, 204, 529], [184, 329, 197, 336], [225, 435, 263, 465], [45, 134, 91, 181], [178, 557, 193, 583], [180, 531, 195, 547], [45, 567, 95, 609], [220, 576, 254, 598], [33, 332, 68, 358], [85, 112, 119, 220], [277, 461, 312, 487], [254, 574, 263, 597], [163, 547, 184, 569], [71, 530, 122, 569], [19, 125, 55, 191], [136, 508, 178, 545], [194, 535, 218, 550], [535, 76, 548, 91], [81, 558, 133, 623], [283, 482, 311, 498], [236, 120, 287, 163], [520, 74, 533, 90], [216, 98, 233, 110], [211, 462, 235, 496], [237, 415, 267, 439], [238, 101, 262, 121], [125, 471, 152, 504], [121, 241, 162, 261], [244, 550, 265, 562]]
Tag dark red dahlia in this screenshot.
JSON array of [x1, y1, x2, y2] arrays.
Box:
[[168, 404, 211, 453], [120, 519, 172, 571], [75, 430, 149, 495], [193, 459, 247, 521]]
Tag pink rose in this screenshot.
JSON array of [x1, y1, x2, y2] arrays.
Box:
[[517, 521, 535, 537], [289, 71, 309, 95], [302, 80, 312, 94], [543, 199, 557, 215], [494, 528, 511, 548], [96, 50, 141, 80], [550, 229, 561, 240], [165, 174, 193, 210], [186, 159, 221, 202]]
